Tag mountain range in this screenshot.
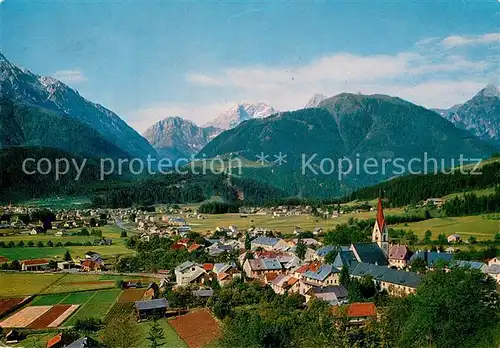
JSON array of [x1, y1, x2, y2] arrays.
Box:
[[434, 84, 500, 143], [199, 92, 496, 195], [0, 52, 157, 159], [143, 102, 276, 160]]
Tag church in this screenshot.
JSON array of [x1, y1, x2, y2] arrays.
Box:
[[334, 198, 390, 267]]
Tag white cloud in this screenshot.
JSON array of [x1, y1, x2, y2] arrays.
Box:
[[130, 33, 496, 129], [441, 33, 500, 48], [52, 69, 86, 83]]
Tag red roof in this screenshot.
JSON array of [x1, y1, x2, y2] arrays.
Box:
[[188, 243, 202, 253], [295, 262, 320, 274], [265, 272, 279, 282], [171, 243, 186, 250], [22, 259, 48, 266], [0, 256, 9, 263], [344, 302, 377, 317], [46, 333, 62, 348], [203, 263, 214, 271], [376, 198, 385, 230]]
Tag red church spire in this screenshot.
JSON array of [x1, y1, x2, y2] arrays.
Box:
[[376, 198, 385, 230]]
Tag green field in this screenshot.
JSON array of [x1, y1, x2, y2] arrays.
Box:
[[20, 196, 92, 209], [442, 187, 496, 200], [63, 289, 122, 326], [137, 319, 187, 347], [0, 273, 64, 297], [0, 225, 135, 261], [31, 293, 69, 305], [393, 214, 500, 240], [185, 209, 404, 235]]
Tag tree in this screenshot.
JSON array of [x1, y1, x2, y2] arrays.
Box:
[[47, 240, 53, 247], [245, 232, 251, 251], [398, 268, 499, 348], [437, 233, 448, 245], [101, 315, 141, 348], [27, 241, 35, 247], [324, 249, 338, 264], [37, 241, 44, 248], [48, 260, 57, 269], [74, 318, 103, 334], [409, 257, 427, 273], [147, 319, 165, 348], [467, 235, 477, 244], [64, 250, 72, 261], [296, 238, 307, 260], [339, 265, 350, 287], [120, 230, 127, 238], [423, 230, 432, 244], [16, 240, 25, 247], [89, 218, 97, 227], [9, 260, 21, 271]]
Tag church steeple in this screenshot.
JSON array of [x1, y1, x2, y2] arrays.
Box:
[[372, 198, 389, 256]]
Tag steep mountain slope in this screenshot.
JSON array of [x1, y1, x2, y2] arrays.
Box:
[[200, 93, 495, 196], [305, 93, 326, 108], [438, 84, 500, 142], [143, 116, 221, 159], [0, 52, 157, 158], [0, 99, 129, 159], [204, 103, 276, 129]]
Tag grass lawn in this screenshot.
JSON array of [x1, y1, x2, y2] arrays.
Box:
[[31, 293, 69, 306], [137, 319, 187, 348], [0, 273, 64, 297], [392, 214, 500, 240], [185, 209, 404, 235], [59, 291, 96, 304], [442, 187, 496, 200], [63, 289, 122, 326], [0, 247, 68, 260], [20, 196, 92, 209]]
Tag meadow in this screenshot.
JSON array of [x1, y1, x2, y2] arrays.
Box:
[[392, 214, 500, 240]]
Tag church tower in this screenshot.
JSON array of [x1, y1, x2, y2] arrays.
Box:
[[372, 198, 389, 256]]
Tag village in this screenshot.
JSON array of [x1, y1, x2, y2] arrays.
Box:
[[0, 198, 498, 347]]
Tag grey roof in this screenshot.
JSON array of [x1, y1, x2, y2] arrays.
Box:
[[135, 298, 168, 311], [316, 245, 337, 257], [451, 260, 486, 270], [349, 262, 422, 288], [175, 261, 195, 273], [66, 337, 101, 348], [410, 251, 453, 267], [247, 258, 282, 271], [192, 289, 214, 297], [333, 251, 357, 268], [303, 264, 340, 282], [252, 236, 280, 247], [352, 243, 388, 266]]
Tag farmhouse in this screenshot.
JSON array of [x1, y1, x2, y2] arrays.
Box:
[[80, 259, 103, 272], [410, 251, 453, 268], [301, 264, 341, 287], [21, 259, 49, 271], [270, 274, 299, 295], [135, 298, 169, 320], [304, 285, 348, 306]]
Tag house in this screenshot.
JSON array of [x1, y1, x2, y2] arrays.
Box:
[[332, 302, 377, 326], [251, 236, 289, 251], [388, 244, 413, 269], [301, 264, 341, 287], [447, 234, 461, 243], [65, 336, 101, 348], [313, 227, 324, 235], [333, 250, 357, 268], [293, 262, 321, 279], [46, 333, 64, 348], [315, 245, 339, 261], [174, 261, 208, 286], [143, 282, 160, 300], [192, 288, 214, 298], [349, 262, 422, 296], [85, 251, 102, 261], [305, 285, 348, 306], [409, 251, 453, 268], [135, 298, 169, 319], [424, 198, 444, 208], [351, 243, 388, 266], [57, 261, 75, 270], [80, 259, 103, 272], [484, 264, 500, 284], [21, 259, 49, 271], [488, 257, 500, 266], [243, 258, 283, 279], [187, 243, 202, 253], [30, 226, 44, 235], [270, 274, 299, 295]]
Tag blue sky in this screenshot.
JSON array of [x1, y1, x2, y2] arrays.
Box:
[[1, 0, 499, 131]]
